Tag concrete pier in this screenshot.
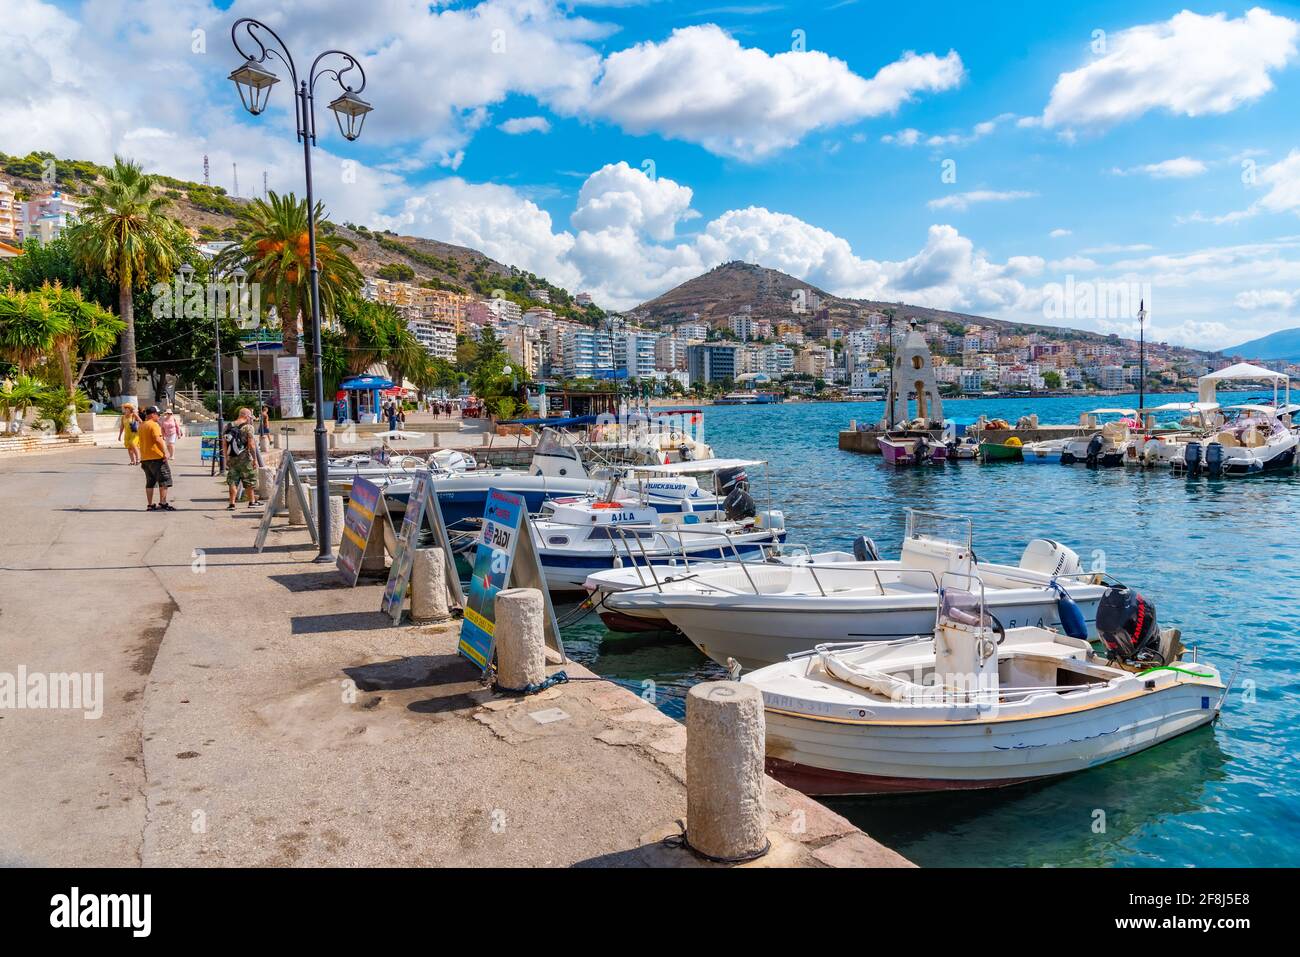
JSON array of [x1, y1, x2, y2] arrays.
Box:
[[840, 424, 1092, 455], [0, 442, 911, 868]]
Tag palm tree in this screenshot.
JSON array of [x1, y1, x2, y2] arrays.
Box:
[[40, 281, 123, 395], [214, 191, 362, 360], [68, 156, 184, 404], [0, 373, 49, 434], [0, 286, 67, 373]]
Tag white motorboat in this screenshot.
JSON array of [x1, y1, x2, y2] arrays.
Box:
[[1181, 405, 1299, 476], [601, 511, 1107, 670], [743, 578, 1224, 795], [1021, 437, 1071, 463], [531, 489, 786, 592], [1133, 403, 1222, 469], [1060, 409, 1139, 467]]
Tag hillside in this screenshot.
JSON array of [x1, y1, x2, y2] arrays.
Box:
[[0, 149, 601, 324], [1225, 327, 1300, 362]]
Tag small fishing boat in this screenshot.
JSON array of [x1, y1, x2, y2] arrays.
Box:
[[946, 435, 979, 460], [743, 578, 1225, 795], [978, 437, 1023, 462], [1021, 437, 1071, 463]]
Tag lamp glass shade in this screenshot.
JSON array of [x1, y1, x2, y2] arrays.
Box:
[[228, 58, 279, 116], [328, 90, 373, 141]]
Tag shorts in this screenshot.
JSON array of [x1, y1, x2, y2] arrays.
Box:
[[141, 458, 173, 489], [226, 457, 256, 489]]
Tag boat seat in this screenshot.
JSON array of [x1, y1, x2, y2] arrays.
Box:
[[1215, 431, 1241, 447], [1243, 428, 1267, 448]]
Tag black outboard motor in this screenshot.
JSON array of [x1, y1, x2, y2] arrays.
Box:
[[1085, 433, 1105, 467], [1205, 442, 1225, 477], [1096, 584, 1163, 664], [852, 535, 881, 562], [1183, 440, 1202, 476], [715, 466, 748, 497], [723, 487, 757, 522]]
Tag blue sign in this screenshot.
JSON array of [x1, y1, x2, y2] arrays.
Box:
[[200, 430, 218, 462], [458, 488, 526, 670]]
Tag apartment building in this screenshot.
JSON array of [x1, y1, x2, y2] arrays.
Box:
[[0, 180, 20, 243], [687, 342, 741, 385], [21, 190, 82, 244], [654, 335, 688, 371]]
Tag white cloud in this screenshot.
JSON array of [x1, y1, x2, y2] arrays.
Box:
[[571, 161, 697, 241], [584, 25, 964, 158], [882, 113, 1017, 149], [1049, 228, 1072, 238], [498, 116, 552, 134], [1112, 157, 1208, 178], [1235, 289, 1298, 310], [1048, 256, 1099, 271], [1188, 149, 1300, 224], [882, 128, 922, 146], [1042, 9, 1300, 130], [927, 190, 1037, 212], [1080, 243, 1154, 255]]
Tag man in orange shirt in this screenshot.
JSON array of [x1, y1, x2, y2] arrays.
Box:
[[138, 406, 176, 511]]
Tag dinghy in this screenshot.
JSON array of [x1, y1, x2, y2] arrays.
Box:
[[1060, 409, 1139, 467], [743, 578, 1224, 795]]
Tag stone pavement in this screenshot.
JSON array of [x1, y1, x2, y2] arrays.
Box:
[[0, 440, 910, 868]]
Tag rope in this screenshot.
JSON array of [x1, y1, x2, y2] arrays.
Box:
[[660, 819, 771, 864], [493, 670, 570, 696]]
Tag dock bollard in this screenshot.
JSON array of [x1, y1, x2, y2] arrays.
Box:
[[328, 495, 346, 546], [287, 486, 307, 526], [494, 588, 546, 690], [411, 548, 450, 622], [685, 681, 769, 863], [256, 466, 275, 501]]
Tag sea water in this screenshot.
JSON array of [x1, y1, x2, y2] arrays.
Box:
[[558, 394, 1298, 867]]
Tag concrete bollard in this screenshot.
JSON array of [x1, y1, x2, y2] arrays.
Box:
[[494, 588, 546, 690], [287, 486, 308, 526], [256, 466, 275, 501], [411, 548, 450, 622], [328, 495, 346, 546], [685, 681, 768, 862]]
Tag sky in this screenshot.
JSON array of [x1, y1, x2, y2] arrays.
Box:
[[6, 0, 1300, 350]]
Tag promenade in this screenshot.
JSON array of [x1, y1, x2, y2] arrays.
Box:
[[0, 439, 909, 868]]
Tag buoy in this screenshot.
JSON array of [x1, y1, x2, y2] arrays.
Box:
[[1005, 436, 1023, 447]]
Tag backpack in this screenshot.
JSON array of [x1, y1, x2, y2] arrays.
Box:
[[225, 423, 247, 458]]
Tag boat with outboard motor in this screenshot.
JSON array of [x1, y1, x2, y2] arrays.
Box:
[[1060, 409, 1139, 467], [1178, 405, 1298, 476], [879, 431, 948, 465], [598, 510, 1107, 670], [1021, 437, 1072, 463], [742, 575, 1225, 795]]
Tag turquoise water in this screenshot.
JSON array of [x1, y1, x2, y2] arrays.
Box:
[[558, 394, 1298, 867]]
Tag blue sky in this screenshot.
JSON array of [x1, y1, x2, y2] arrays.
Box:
[[10, 1, 1300, 348]]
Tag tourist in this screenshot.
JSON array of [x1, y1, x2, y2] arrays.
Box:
[[386, 400, 399, 432], [223, 407, 260, 511], [117, 403, 141, 464], [137, 406, 175, 511], [258, 406, 271, 453], [160, 410, 182, 460]]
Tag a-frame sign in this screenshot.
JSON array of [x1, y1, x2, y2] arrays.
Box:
[[457, 488, 564, 672], [380, 470, 465, 624], [254, 452, 318, 552]]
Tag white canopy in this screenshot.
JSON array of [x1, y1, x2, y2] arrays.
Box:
[[1139, 402, 1219, 413], [1200, 362, 1287, 381], [630, 458, 765, 474]]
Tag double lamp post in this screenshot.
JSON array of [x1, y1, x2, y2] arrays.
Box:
[[226, 17, 374, 562]]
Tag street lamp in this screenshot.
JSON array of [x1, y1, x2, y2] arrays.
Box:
[[228, 17, 374, 562]]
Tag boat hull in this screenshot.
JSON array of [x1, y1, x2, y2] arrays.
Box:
[[762, 685, 1217, 795], [662, 592, 1102, 670], [541, 538, 782, 592]]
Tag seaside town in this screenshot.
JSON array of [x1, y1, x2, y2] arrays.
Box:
[[0, 0, 1293, 925]]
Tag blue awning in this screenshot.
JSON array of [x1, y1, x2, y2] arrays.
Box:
[[340, 375, 395, 390], [500, 414, 601, 427]]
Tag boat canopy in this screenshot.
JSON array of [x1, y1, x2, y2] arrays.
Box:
[[1200, 362, 1288, 381], [1138, 401, 1220, 413], [630, 457, 765, 474], [1087, 408, 1137, 416], [1223, 404, 1284, 416]]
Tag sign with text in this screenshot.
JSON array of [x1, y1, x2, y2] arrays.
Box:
[[276, 356, 303, 419], [200, 430, 218, 462], [458, 489, 564, 671], [336, 477, 383, 587]]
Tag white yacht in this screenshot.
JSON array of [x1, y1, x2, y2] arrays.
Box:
[[1060, 409, 1139, 467]]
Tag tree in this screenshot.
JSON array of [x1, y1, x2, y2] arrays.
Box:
[[39, 282, 123, 396], [0, 287, 64, 374], [0, 373, 48, 434], [68, 156, 185, 403], [214, 191, 362, 361], [1042, 370, 1063, 390]]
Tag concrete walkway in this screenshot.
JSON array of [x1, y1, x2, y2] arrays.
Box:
[[0, 441, 910, 868]]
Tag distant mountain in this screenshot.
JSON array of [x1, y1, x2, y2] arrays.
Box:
[[1224, 328, 1300, 362], [629, 260, 1147, 347]]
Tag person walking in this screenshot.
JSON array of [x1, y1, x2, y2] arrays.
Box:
[[160, 410, 182, 460], [258, 406, 271, 453], [223, 407, 260, 511], [137, 406, 175, 511], [117, 403, 141, 464], [386, 399, 399, 433]]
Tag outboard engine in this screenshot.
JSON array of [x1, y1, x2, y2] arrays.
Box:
[[1085, 433, 1105, 467], [715, 466, 749, 497], [723, 486, 756, 522], [1096, 585, 1162, 664], [852, 535, 881, 562], [1205, 442, 1225, 477], [1019, 539, 1082, 578], [1183, 440, 1202, 476]]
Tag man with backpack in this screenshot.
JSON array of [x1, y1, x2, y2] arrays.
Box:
[[223, 407, 260, 511]]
